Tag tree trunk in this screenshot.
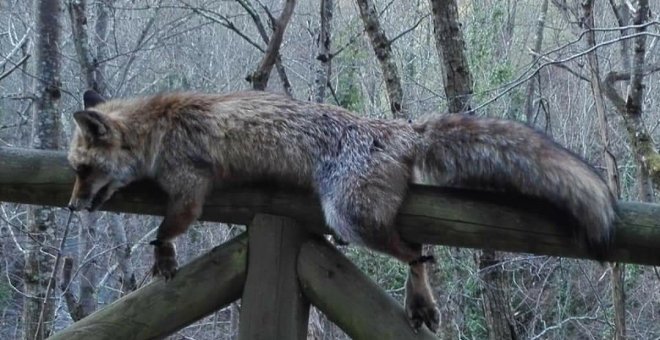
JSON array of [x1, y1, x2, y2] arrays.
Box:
[[309, 2, 334, 337], [601, 2, 660, 192], [427, 0, 514, 337], [478, 250, 516, 340], [614, 1, 651, 338], [582, 0, 620, 197], [23, 1, 63, 339], [523, 0, 549, 125], [59, 212, 98, 322], [355, 0, 406, 118], [77, 212, 99, 317], [582, 2, 626, 337], [108, 214, 137, 295], [428, 0, 473, 113], [595, 1, 657, 338], [626, 0, 655, 199], [609, 5, 636, 340], [313, 0, 333, 103], [67, 0, 113, 320], [68, 0, 96, 90], [477, 248, 517, 339], [93, 0, 110, 96]]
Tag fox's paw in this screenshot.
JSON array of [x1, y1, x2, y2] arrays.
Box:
[[150, 240, 178, 280], [151, 257, 178, 280], [406, 293, 440, 333]]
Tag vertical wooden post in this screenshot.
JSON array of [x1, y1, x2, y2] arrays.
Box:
[[239, 214, 310, 340]]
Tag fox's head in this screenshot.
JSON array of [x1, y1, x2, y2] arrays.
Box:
[[67, 90, 142, 211]]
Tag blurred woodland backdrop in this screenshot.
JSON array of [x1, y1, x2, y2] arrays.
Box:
[[0, 0, 659, 339]]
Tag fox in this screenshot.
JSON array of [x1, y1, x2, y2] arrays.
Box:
[[67, 89, 616, 332]]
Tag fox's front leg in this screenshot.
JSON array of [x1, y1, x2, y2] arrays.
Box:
[[152, 178, 210, 279]]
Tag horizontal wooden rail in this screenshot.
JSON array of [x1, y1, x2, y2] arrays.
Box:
[[1, 146, 659, 265]]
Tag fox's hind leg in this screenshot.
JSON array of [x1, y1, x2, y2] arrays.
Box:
[[319, 184, 439, 332], [317, 124, 438, 331], [367, 231, 439, 333], [400, 242, 439, 333]]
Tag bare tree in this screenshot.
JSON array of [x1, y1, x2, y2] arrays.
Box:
[[2, 1, 660, 338], [524, 0, 549, 125], [24, 0, 63, 338], [63, 0, 118, 321], [601, 1, 660, 195], [314, 0, 333, 103], [248, 0, 296, 91], [581, 2, 625, 338], [237, 0, 293, 96], [477, 251, 517, 340], [428, 0, 473, 113], [355, 0, 406, 118], [92, 0, 111, 96], [601, 2, 659, 337], [60, 213, 98, 321], [68, 0, 96, 91]]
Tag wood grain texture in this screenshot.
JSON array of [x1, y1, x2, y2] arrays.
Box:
[[297, 238, 439, 340], [239, 214, 310, 340]]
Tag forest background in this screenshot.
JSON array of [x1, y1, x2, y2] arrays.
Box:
[[0, 0, 659, 339]]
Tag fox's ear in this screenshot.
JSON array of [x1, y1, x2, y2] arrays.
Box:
[[73, 110, 112, 144], [83, 90, 106, 109]]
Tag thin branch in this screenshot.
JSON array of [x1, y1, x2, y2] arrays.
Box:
[[114, 11, 159, 95], [389, 14, 429, 46], [236, 0, 270, 43], [329, 31, 361, 60], [529, 50, 590, 82], [254, 0, 278, 30], [0, 28, 31, 69], [0, 54, 30, 82], [235, 0, 292, 96], [35, 211, 74, 340], [603, 62, 660, 113], [531, 315, 603, 340], [473, 31, 660, 112], [60, 257, 82, 321], [249, 0, 296, 91], [179, 1, 265, 53]]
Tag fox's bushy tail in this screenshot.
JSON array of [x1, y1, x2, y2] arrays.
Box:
[[413, 114, 616, 257]]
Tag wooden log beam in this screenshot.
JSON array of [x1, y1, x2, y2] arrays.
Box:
[[1, 147, 659, 265], [298, 238, 439, 339], [239, 215, 310, 339], [48, 233, 248, 340]]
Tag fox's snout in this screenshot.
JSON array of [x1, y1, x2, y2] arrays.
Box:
[[68, 177, 93, 211], [68, 173, 116, 211], [67, 197, 84, 211]]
